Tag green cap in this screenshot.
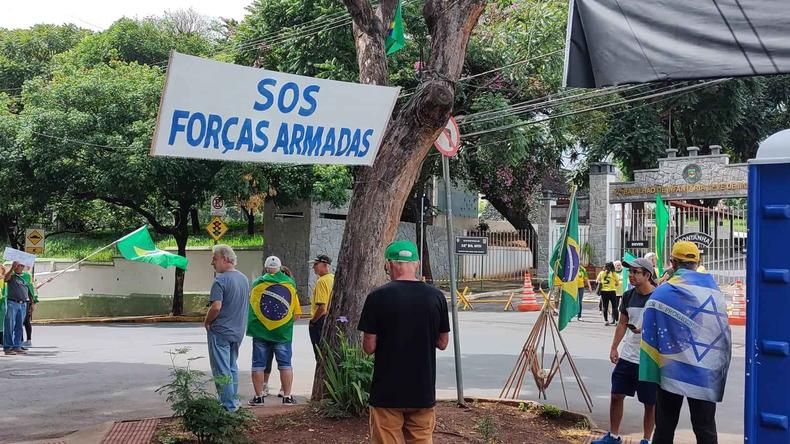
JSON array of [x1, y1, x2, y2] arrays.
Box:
[[384, 240, 419, 262]]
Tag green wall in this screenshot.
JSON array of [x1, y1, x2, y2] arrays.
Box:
[[33, 292, 210, 320]]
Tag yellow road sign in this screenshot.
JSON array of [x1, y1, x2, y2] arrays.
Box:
[[206, 216, 228, 241], [26, 229, 44, 245], [25, 229, 46, 255]]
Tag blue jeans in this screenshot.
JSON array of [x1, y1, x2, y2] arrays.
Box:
[[4, 300, 27, 350], [207, 331, 241, 411], [252, 339, 293, 372]]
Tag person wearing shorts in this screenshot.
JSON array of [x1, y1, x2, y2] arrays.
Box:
[[247, 256, 300, 405], [593, 257, 658, 444]]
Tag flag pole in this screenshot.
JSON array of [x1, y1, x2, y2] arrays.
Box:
[[34, 238, 121, 290]]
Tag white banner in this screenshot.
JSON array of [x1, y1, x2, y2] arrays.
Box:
[[3, 247, 36, 268], [151, 52, 400, 166]]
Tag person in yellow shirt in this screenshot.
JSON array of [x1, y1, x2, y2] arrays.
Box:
[[596, 262, 621, 326], [309, 254, 335, 358], [576, 265, 593, 320]]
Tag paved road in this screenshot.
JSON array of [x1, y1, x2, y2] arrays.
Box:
[[0, 310, 744, 443]]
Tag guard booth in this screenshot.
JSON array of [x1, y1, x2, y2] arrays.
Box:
[[745, 129, 790, 442]]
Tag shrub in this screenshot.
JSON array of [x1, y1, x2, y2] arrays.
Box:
[[474, 411, 498, 443], [157, 348, 256, 443], [182, 396, 255, 444], [317, 328, 374, 418]]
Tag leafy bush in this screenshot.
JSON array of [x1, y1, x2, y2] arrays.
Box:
[[541, 403, 563, 419], [182, 396, 255, 444], [317, 328, 374, 418], [474, 411, 498, 443], [156, 347, 210, 416], [157, 348, 256, 443]]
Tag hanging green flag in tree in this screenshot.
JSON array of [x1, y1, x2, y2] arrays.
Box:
[[115, 226, 188, 270], [385, 0, 405, 56], [655, 193, 669, 277], [549, 191, 581, 331]]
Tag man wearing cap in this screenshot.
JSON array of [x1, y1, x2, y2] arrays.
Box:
[[358, 240, 450, 443], [641, 241, 731, 444], [308, 254, 334, 356], [593, 257, 657, 444], [246, 256, 301, 406]]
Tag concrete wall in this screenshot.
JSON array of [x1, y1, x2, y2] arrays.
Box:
[[35, 248, 264, 301]]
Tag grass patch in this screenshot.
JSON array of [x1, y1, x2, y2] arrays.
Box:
[[7, 221, 263, 262]]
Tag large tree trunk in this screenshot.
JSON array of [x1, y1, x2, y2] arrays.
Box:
[[171, 207, 190, 316], [312, 0, 486, 400], [242, 207, 256, 235], [190, 208, 200, 234]]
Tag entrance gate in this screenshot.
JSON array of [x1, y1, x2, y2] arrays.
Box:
[[610, 201, 747, 286]]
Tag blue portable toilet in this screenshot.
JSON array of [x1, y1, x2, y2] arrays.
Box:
[[746, 129, 790, 442]]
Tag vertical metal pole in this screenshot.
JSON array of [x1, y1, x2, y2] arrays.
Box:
[[420, 193, 425, 279], [442, 155, 464, 404]]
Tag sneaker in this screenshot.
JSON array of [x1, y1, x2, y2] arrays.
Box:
[[282, 396, 297, 405], [14, 348, 26, 354], [4, 349, 16, 355], [277, 390, 284, 398], [639, 440, 650, 444], [248, 396, 264, 406], [22, 340, 31, 348], [591, 432, 622, 444], [262, 384, 270, 397]]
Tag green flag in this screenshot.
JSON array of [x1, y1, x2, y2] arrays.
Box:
[[622, 251, 636, 293], [385, 0, 405, 56], [655, 193, 669, 276], [115, 226, 188, 270], [247, 271, 302, 343], [550, 192, 581, 331]]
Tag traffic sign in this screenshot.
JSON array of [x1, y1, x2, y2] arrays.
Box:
[[454, 236, 488, 255], [210, 195, 227, 216], [433, 116, 461, 157], [206, 216, 228, 241], [25, 228, 45, 255]]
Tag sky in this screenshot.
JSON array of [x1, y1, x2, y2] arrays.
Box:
[[1, 0, 252, 30]]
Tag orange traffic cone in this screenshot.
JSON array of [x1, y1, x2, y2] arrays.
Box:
[[728, 280, 746, 326], [517, 271, 541, 312]]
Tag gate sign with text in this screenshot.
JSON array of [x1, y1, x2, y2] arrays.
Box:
[[674, 232, 713, 255], [455, 236, 488, 255], [151, 52, 400, 166]]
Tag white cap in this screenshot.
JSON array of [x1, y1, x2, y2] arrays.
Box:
[[264, 256, 282, 270]]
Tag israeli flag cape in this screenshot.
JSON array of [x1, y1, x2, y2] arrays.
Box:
[[639, 268, 732, 402]]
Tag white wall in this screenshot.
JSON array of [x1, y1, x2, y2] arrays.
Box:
[[34, 248, 264, 300], [460, 246, 533, 280]]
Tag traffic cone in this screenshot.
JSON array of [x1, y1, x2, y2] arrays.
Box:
[[728, 279, 746, 326], [517, 271, 541, 312]]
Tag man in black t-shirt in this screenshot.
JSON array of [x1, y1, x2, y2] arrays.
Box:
[[358, 240, 450, 444]]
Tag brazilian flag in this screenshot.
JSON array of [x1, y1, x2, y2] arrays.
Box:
[[549, 192, 581, 331], [247, 271, 302, 343]]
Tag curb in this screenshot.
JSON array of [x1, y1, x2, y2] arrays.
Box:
[[32, 315, 204, 325]]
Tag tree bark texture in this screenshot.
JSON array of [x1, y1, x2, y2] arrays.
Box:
[[312, 0, 486, 400], [190, 208, 200, 234], [171, 206, 190, 316]]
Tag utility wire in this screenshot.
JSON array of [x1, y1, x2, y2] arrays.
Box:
[[463, 79, 729, 138]]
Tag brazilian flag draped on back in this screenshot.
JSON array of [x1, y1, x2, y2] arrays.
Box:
[[549, 192, 581, 331], [247, 271, 302, 343]]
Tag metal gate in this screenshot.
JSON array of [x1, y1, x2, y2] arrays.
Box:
[[611, 200, 747, 286]]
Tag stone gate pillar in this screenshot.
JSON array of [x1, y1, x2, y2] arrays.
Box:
[[588, 162, 617, 266]]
